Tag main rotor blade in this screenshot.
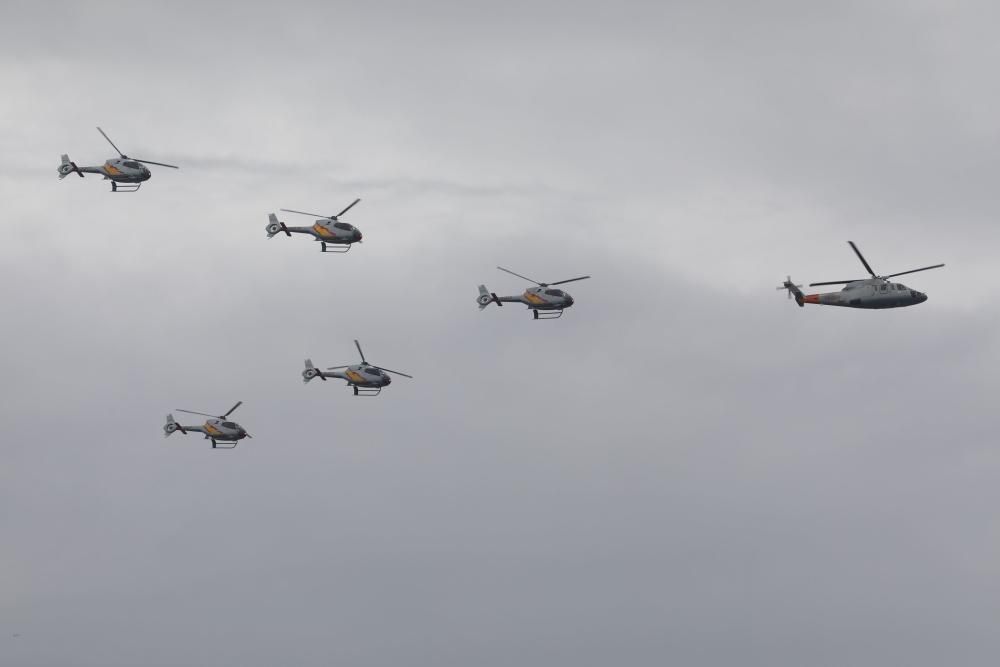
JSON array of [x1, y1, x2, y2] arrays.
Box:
[[549, 275, 591, 286], [373, 365, 413, 379], [884, 264, 945, 279], [176, 409, 218, 418], [325, 365, 350, 370], [354, 339, 367, 364], [135, 158, 179, 169], [497, 266, 540, 285], [848, 241, 876, 277], [281, 208, 328, 219], [223, 401, 243, 417], [809, 279, 860, 286], [96, 127, 124, 157], [337, 198, 361, 217]]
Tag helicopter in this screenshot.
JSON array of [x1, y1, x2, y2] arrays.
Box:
[[163, 401, 251, 449], [266, 199, 363, 253], [477, 266, 591, 319], [779, 241, 944, 309], [302, 339, 412, 396], [57, 127, 178, 192]]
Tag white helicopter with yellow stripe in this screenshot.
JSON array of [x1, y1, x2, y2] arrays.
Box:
[[57, 127, 178, 192], [303, 339, 412, 396], [163, 401, 251, 449], [477, 266, 591, 320], [266, 199, 363, 253]]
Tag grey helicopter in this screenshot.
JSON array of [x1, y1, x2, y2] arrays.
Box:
[[57, 127, 178, 192], [302, 339, 412, 396], [266, 199, 363, 253], [779, 241, 944, 309], [163, 401, 251, 449], [477, 266, 591, 319]]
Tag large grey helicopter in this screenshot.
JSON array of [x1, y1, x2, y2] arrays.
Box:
[[163, 401, 251, 449], [477, 266, 591, 319], [266, 199, 363, 253], [302, 339, 412, 396], [779, 241, 944, 309], [57, 127, 178, 192]]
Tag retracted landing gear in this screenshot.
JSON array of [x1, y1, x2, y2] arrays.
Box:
[[352, 385, 382, 397], [111, 181, 141, 193], [321, 242, 352, 254], [532, 309, 564, 320]]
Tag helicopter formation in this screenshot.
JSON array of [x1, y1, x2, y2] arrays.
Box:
[[57, 128, 947, 449]]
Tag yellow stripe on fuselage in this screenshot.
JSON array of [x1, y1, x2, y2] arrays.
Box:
[[346, 370, 367, 384], [312, 223, 335, 238], [524, 292, 546, 305], [204, 423, 222, 436], [103, 164, 122, 176]]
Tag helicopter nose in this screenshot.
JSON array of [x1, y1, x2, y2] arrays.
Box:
[[564, 295, 574, 306], [384, 375, 391, 385], [355, 231, 363, 241]]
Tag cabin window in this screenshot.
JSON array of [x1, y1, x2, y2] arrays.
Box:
[[880, 285, 887, 291], [221, 422, 238, 429], [333, 222, 353, 231], [544, 289, 564, 297], [123, 161, 141, 169]]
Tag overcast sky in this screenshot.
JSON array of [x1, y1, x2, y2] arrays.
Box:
[[3, 2, 1000, 665]]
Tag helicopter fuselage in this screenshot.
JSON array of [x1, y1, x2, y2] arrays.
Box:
[[327, 364, 391, 387], [266, 216, 362, 245], [495, 287, 576, 310], [804, 279, 927, 308]]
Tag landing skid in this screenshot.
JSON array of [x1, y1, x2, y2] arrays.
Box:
[[111, 181, 141, 193], [321, 242, 352, 253], [532, 309, 564, 320], [211, 439, 238, 449], [352, 385, 382, 397]]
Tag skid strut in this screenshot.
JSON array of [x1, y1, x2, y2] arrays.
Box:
[[352, 385, 382, 397]]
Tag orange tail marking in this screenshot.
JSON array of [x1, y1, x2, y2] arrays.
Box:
[[803, 294, 820, 304]]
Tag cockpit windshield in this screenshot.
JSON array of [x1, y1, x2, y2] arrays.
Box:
[[123, 161, 142, 169], [221, 422, 238, 429], [333, 222, 353, 231], [544, 289, 565, 297]]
